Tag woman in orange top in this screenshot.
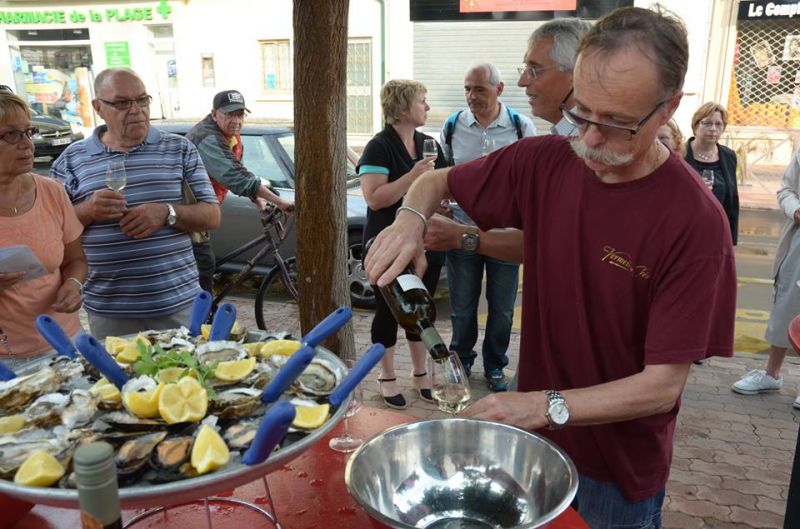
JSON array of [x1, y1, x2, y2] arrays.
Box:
[[0, 91, 87, 368]]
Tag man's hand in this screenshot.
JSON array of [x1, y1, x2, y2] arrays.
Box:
[[461, 391, 550, 431], [119, 203, 169, 239], [85, 189, 127, 222], [425, 214, 466, 251], [275, 196, 295, 213], [51, 279, 83, 313], [364, 214, 428, 286], [0, 271, 25, 291]]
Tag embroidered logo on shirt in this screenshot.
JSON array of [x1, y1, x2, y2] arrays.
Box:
[[601, 246, 650, 279]]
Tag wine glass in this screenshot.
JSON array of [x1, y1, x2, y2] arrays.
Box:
[[329, 358, 363, 452], [422, 139, 438, 161], [481, 135, 496, 155], [701, 170, 714, 190], [105, 161, 127, 191], [429, 353, 472, 416]]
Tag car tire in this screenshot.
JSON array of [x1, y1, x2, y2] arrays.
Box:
[[347, 233, 375, 310]]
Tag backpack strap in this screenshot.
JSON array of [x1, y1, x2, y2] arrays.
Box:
[[506, 106, 524, 140], [444, 110, 463, 166]]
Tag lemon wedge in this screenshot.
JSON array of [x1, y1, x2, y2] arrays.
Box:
[[201, 324, 211, 340], [89, 377, 122, 403], [158, 377, 208, 424], [244, 342, 266, 356], [260, 339, 302, 358], [104, 336, 128, 355], [191, 424, 230, 475], [14, 450, 65, 487], [0, 414, 26, 434], [214, 357, 257, 382], [116, 334, 150, 364], [292, 403, 330, 429], [157, 367, 195, 384], [122, 383, 164, 418]]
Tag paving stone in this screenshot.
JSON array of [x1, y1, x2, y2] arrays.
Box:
[[756, 496, 787, 517], [694, 485, 757, 509], [691, 460, 748, 480], [729, 506, 784, 528], [661, 510, 706, 528], [666, 497, 731, 520]]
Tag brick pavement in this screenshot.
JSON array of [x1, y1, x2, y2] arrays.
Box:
[[227, 299, 799, 529]]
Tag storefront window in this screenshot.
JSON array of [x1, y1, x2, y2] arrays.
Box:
[[347, 38, 372, 135], [729, 19, 800, 129]]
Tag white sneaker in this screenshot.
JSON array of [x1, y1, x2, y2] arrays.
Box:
[[731, 369, 783, 395], [793, 395, 800, 410]]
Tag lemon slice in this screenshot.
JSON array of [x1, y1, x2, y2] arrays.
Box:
[[191, 424, 230, 475], [157, 367, 195, 384], [116, 334, 150, 364], [122, 383, 164, 418], [89, 377, 122, 403], [292, 403, 330, 429], [158, 377, 208, 424], [260, 339, 302, 358], [0, 414, 26, 434], [244, 342, 266, 356], [104, 336, 128, 355], [214, 357, 257, 382], [201, 324, 211, 341], [14, 450, 65, 487]]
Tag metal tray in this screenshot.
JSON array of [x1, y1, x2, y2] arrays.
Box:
[[0, 348, 350, 509]]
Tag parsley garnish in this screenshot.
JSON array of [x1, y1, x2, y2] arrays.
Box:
[[132, 341, 218, 396]]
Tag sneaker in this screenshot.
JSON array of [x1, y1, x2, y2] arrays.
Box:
[[486, 369, 508, 392], [731, 369, 783, 395]]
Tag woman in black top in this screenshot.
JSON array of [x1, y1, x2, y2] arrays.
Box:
[[684, 102, 739, 245], [357, 79, 446, 409]]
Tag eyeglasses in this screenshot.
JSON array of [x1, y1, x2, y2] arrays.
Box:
[[561, 99, 668, 141], [97, 95, 153, 111], [0, 127, 38, 144], [698, 120, 724, 130], [517, 64, 556, 80]]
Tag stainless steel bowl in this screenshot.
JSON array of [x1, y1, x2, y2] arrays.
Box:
[[345, 418, 578, 529]]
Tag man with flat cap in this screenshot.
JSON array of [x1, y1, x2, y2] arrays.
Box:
[[187, 89, 294, 293]]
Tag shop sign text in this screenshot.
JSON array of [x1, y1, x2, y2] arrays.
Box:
[[0, 0, 172, 25], [739, 1, 800, 20]]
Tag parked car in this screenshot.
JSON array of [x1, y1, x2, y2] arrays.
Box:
[[31, 109, 84, 159], [153, 121, 375, 309]]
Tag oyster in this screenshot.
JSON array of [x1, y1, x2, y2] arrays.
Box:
[[195, 341, 247, 364], [149, 435, 196, 483], [209, 388, 262, 419], [0, 367, 62, 412], [96, 411, 166, 432], [24, 393, 70, 428], [0, 427, 71, 477], [61, 389, 100, 429], [295, 357, 343, 396], [116, 431, 168, 482], [223, 420, 259, 450]]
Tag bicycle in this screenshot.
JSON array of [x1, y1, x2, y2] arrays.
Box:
[[211, 203, 299, 331]]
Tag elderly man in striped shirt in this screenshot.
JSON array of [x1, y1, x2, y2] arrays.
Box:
[[51, 68, 220, 339]]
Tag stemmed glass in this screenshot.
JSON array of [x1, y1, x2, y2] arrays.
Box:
[[701, 170, 714, 190], [422, 138, 438, 161], [105, 161, 127, 191], [429, 353, 472, 416], [329, 358, 363, 452], [481, 135, 496, 156]]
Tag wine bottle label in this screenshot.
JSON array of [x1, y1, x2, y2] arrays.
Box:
[[420, 327, 447, 356], [396, 273, 427, 293]]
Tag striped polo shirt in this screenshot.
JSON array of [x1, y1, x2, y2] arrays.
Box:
[[50, 126, 218, 318]]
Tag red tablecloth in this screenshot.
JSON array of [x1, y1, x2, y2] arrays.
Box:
[[5, 407, 587, 529]]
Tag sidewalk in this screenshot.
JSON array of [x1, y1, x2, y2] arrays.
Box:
[[233, 300, 798, 529]]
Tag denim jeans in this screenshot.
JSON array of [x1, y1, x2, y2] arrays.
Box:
[[572, 473, 665, 528], [446, 249, 518, 373]]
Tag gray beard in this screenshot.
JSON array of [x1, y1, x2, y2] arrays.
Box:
[[569, 138, 635, 167]]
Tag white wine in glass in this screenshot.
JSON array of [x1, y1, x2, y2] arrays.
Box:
[[105, 161, 127, 192], [422, 138, 438, 161], [328, 359, 363, 453], [701, 169, 714, 190], [430, 353, 472, 415]]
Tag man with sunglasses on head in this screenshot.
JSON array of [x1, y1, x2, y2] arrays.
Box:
[[365, 7, 736, 527], [186, 90, 294, 293], [50, 68, 221, 339]]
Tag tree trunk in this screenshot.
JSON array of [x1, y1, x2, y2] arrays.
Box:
[[293, 0, 355, 359]]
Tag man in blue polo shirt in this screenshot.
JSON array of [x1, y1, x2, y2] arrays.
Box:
[[51, 68, 220, 339]]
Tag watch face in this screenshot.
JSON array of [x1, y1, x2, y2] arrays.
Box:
[[550, 403, 569, 425], [461, 233, 479, 252]]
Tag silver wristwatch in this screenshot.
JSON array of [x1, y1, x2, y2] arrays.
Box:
[[166, 204, 177, 227], [460, 226, 479, 252], [544, 390, 570, 430]]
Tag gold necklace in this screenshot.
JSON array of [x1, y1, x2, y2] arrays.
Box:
[[0, 178, 22, 216]]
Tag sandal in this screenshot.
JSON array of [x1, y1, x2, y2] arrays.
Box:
[[413, 372, 434, 403], [377, 378, 407, 409]]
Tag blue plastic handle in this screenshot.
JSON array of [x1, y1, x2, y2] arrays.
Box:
[[0, 361, 16, 381], [260, 345, 316, 404], [242, 401, 296, 465], [329, 343, 385, 408], [301, 306, 352, 348], [74, 334, 130, 389], [188, 290, 213, 337], [209, 303, 237, 341], [35, 315, 77, 359]]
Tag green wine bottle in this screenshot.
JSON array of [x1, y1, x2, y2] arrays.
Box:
[[365, 237, 449, 361], [75, 442, 122, 529]]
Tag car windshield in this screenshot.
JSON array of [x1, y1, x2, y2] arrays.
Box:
[[240, 133, 293, 190], [277, 133, 359, 182]]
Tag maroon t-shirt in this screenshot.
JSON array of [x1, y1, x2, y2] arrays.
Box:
[[449, 135, 736, 501]]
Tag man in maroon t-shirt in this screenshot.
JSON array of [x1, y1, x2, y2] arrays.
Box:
[[365, 6, 736, 528]]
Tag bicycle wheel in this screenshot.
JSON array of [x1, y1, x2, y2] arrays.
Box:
[[256, 257, 299, 330]]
